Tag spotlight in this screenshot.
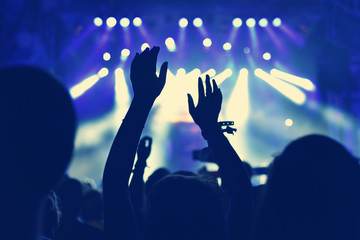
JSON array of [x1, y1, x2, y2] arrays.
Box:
[[232, 18, 242, 28], [285, 118, 293, 127], [106, 17, 117, 28], [223, 42, 232, 51], [141, 43, 150, 51], [98, 67, 109, 78], [103, 52, 111, 61], [179, 18, 188, 28], [203, 38, 212, 47], [272, 18, 282, 27], [133, 17, 142, 27], [263, 52, 271, 60], [244, 47, 251, 54], [246, 18, 256, 28], [120, 17, 130, 28], [121, 48, 130, 57], [259, 18, 268, 27], [193, 18, 203, 27], [93, 17, 103, 27], [165, 37, 176, 52]]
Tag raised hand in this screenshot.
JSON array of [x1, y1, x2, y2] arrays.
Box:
[[187, 75, 222, 136], [130, 46, 168, 101], [137, 136, 152, 163]]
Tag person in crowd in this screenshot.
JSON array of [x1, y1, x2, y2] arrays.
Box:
[[0, 66, 76, 240], [254, 134, 360, 240], [81, 189, 104, 232], [103, 46, 252, 240]]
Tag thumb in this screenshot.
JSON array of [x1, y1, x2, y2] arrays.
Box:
[[159, 61, 168, 84], [187, 93, 196, 116]]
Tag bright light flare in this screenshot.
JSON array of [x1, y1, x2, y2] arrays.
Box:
[[103, 52, 111, 61], [213, 68, 233, 85], [263, 52, 271, 60], [98, 67, 109, 78], [246, 18, 256, 28], [254, 68, 306, 105], [141, 43, 150, 51], [121, 48, 130, 61], [273, 18, 282, 27], [94, 17, 103, 27], [203, 38, 212, 47], [270, 68, 315, 91], [232, 18, 242, 27], [106, 17, 117, 28], [285, 118, 293, 127], [70, 74, 100, 99], [259, 18, 268, 27], [133, 17, 142, 27], [199, 69, 216, 79], [120, 17, 130, 27], [114, 68, 131, 108], [179, 18, 188, 28], [223, 42, 232, 51], [165, 37, 176, 52], [193, 18, 203, 27]]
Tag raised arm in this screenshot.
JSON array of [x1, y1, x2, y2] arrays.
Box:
[[187, 75, 252, 240], [103, 47, 167, 240]]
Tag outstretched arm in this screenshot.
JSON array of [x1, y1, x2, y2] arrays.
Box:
[[188, 75, 252, 240], [103, 47, 167, 240]]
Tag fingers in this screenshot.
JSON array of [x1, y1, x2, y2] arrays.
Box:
[[159, 61, 168, 83], [187, 93, 195, 116], [205, 75, 212, 96], [198, 77, 205, 100]]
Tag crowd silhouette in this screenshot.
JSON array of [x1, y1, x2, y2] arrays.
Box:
[[1, 47, 359, 240]]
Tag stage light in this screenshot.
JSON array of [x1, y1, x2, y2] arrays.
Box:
[[70, 74, 100, 99], [133, 17, 142, 27], [93, 17, 103, 27], [120, 17, 130, 28], [263, 52, 271, 60], [103, 52, 111, 61], [285, 118, 293, 127], [203, 38, 212, 47], [223, 42, 232, 51], [232, 18, 242, 27], [270, 68, 315, 91], [259, 18, 268, 27], [246, 18, 256, 28], [165, 37, 176, 52], [98, 67, 109, 78], [141, 43, 150, 51], [121, 48, 130, 57], [176, 68, 186, 76], [193, 18, 203, 27], [114, 68, 131, 110], [179, 18, 188, 28], [106, 17, 117, 28], [213, 68, 233, 85], [273, 18, 282, 27], [244, 47, 251, 54], [254, 68, 306, 105]]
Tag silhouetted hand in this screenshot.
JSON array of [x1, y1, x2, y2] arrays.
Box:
[[187, 75, 222, 135], [130, 46, 168, 101], [137, 136, 152, 163]]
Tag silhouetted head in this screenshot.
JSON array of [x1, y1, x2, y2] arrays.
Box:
[[81, 189, 103, 223], [145, 173, 226, 240], [256, 134, 360, 240], [145, 168, 170, 197], [56, 178, 83, 220], [0, 66, 76, 201]]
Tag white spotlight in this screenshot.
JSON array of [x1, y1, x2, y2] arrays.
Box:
[[232, 18, 242, 27], [141, 43, 150, 52], [246, 18, 256, 28], [70, 74, 100, 99], [133, 17, 142, 27], [106, 17, 117, 28], [273, 18, 282, 27], [254, 68, 306, 105], [223, 42, 232, 51], [165, 37, 176, 52], [193, 18, 203, 27], [93, 17, 103, 27], [120, 17, 130, 28], [98, 67, 109, 78], [121, 49, 130, 61], [263, 52, 271, 60], [179, 18, 189, 28], [203, 38, 212, 47], [259, 18, 268, 27], [285, 118, 293, 127], [103, 52, 111, 61], [270, 68, 316, 91]]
